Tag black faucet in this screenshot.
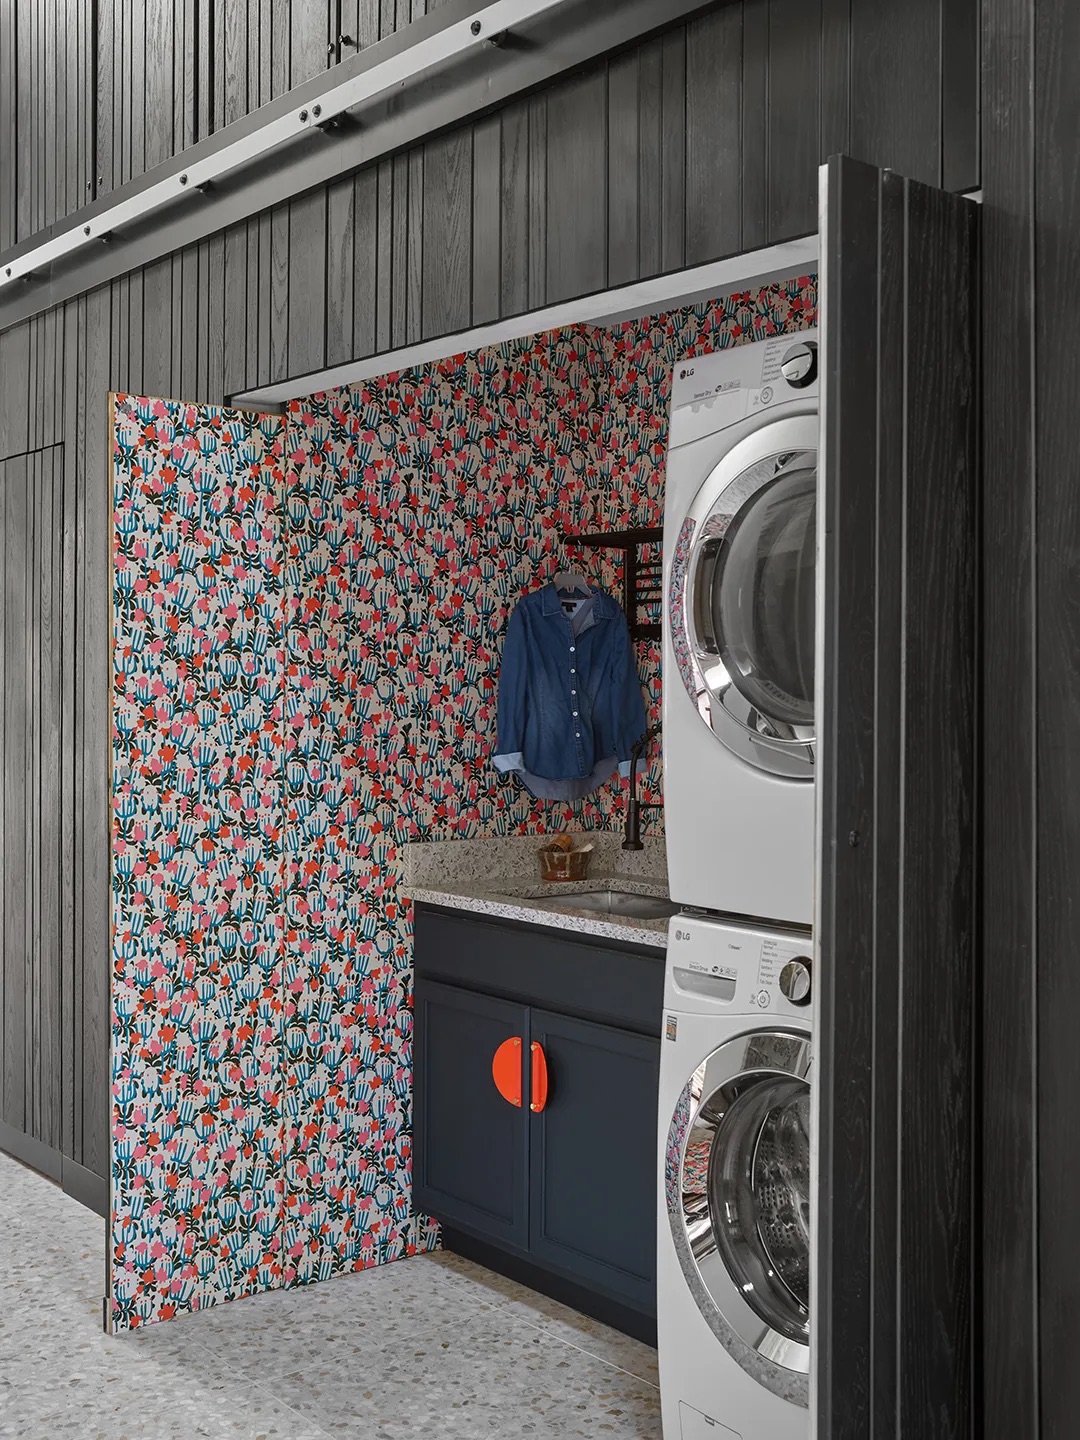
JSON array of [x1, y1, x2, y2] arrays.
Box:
[[623, 724, 662, 850]]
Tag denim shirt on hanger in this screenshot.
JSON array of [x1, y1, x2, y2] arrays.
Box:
[[493, 582, 647, 801]]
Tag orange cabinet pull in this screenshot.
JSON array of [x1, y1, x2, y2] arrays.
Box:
[[530, 1041, 549, 1113], [492, 1037, 523, 1107]]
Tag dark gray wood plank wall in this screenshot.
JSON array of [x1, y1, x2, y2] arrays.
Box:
[[0, 0, 980, 1193], [980, 0, 1038, 1433], [3, 0, 450, 247], [2, 0, 979, 263], [204, 0, 982, 397], [0, 445, 67, 1158], [817, 155, 978, 1438]]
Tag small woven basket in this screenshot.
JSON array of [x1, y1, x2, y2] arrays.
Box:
[[538, 842, 593, 883]]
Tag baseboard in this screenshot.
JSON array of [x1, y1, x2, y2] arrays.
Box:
[[0, 1119, 63, 1181], [61, 1154, 109, 1217], [0, 1121, 108, 1217], [441, 1225, 658, 1347]]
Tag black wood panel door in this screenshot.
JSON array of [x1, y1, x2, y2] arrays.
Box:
[[815, 154, 978, 1439], [528, 1009, 659, 1316], [412, 977, 529, 1248]]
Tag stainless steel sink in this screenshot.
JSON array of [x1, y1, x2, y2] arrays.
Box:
[[542, 889, 679, 921]]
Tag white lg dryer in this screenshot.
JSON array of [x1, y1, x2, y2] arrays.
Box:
[[663, 332, 818, 924], [658, 913, 811, 1440]]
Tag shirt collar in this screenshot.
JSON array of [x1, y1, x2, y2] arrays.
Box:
[[541, 581, 615, 619]]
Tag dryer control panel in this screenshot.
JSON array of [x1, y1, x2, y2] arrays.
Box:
[[665, 911, 814, 1019]]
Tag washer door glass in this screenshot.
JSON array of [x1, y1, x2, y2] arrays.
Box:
[[708, 1075, 810, 1339], [676, 438, 817, 780], [670, 1030, 812, 1378]]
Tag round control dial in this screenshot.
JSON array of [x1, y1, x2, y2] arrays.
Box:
[[780, 340, 818, 389], [779, 956, 812, 1006]]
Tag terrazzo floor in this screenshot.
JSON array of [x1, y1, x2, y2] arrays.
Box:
[[0, 1152, 662, 1439]]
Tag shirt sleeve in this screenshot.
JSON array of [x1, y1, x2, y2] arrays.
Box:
[[609, 606, 647, 775], [493, 603, 528, 774]]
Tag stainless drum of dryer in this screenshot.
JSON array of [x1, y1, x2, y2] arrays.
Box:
[[662, 331, 819, 926]]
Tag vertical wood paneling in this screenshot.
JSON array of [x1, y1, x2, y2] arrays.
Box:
[[79, 287, 110, 1178], [141, 259, 173, 397], [637, 38, 663, 279], [423, 132, 472, 339], [817, 154, 977, 1440], [290, 0, 330, 88], [768, 0, 821, 239], [60, 305, 79, 1162], [659, 28, 686, 272], [980, 0, 1038, 1431], [223, 226, 249, 396], [544, 71, 607, 302], [899, 177, 977, 1437], [406, 149, 424, 345], [353, 167, 378, 360], [2, 458, 28, 1134], [288, 192, 327, 379], [849, 0, 940, 185], [820, 0, 851, 158], [1035, 0, 1080, 1433], [606, 51, 640, 289], [499, 102, 530, 317], [325, 178, 356, 368], [741, 0, 770, 252], [390, 153, 409, 349], [470, 117, 501, 327], [0, 325, 31, 460], [15, 2, 32, 238], [0, 0, 16, 249], [942, 0, 980, 193], [375, 159, 393, 354], [145, 0, 176, 169], [38, 447, 61, 1150], [0, 443, 67, 1151], [526, 95, 547, 311], [817, 156, 878, 1440], [685, 5, 742, 262]]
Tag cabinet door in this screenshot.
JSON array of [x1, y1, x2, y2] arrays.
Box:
[[413, 978, 529, 1247], [528, 1010, 659, 1315]]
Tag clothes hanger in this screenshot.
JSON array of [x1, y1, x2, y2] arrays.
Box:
[[552, 567, 592, 596]]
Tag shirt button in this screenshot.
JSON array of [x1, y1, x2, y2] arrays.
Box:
[[572, 711, 579, 717], [570, 647, 576, 653], [570, 668, 576, 675], [575, 732, 581, 738]]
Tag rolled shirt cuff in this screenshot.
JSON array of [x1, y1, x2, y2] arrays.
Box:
[[493, 751, 525, 774]]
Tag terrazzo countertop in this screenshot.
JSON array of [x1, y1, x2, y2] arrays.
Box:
[[403, 832, 672, 950]]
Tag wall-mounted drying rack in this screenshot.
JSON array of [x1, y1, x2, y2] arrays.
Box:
[[563, 526, 664, 642]]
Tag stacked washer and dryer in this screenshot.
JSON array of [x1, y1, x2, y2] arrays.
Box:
[[657, 333, 819, 1440]]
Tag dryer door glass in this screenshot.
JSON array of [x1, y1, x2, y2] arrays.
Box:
[[679, 442, 817, 780], [710, 465, 816, 730]]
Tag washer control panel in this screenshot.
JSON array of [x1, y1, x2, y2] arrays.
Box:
[[666, 911, 813, 1017]]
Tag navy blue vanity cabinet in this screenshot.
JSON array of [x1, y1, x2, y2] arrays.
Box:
[[412, 903, 664, 1338], [528, 1009, 659, 1317], [412, 978, 529, 1249]]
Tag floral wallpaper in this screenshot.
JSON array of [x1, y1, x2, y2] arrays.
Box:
[[110, 275, 816, 1330], [110, 397, 289, 1329]]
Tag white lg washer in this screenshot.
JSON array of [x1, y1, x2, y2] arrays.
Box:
[[663, 332, 818, 924], [658, 912, 811, 1440]]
